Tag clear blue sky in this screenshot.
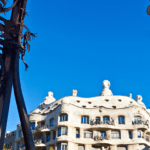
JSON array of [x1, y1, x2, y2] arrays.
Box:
[[4, 0, 150, 132]]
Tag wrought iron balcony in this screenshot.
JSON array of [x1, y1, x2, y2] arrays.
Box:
[[90, 118, 115, 125], [132, 120, 149, 128], [94, 135, 110, 141], [33, 125, 48, 132], [34, 139, 45, 145]]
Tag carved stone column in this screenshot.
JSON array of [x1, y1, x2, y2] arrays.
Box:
[[80, 128, 84, 139], [132, 129, 137, 139]]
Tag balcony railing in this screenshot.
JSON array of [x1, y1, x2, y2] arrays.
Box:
[[33, 125, 48, 132], [34, 139, 45, 145], [94, 135, 110, 141], [90, 118, 115, 125], [132, 120, 149, 128]]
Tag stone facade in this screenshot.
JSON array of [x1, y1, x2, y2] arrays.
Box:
[[4, 80, 150, 150]]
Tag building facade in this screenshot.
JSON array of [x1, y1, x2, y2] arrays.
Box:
[[4, 80, 150, 150]]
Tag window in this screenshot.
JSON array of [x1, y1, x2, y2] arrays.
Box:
[[134, 116, 142, 124], [41, 121, 45, 126], [17, 143, 21, 150], [129, 131, 132, 139], [77, 100, 80, 103], [103, 116, 109, 124], [105, 99, 109, 102], [50, 118, 54, 126], [60, 114, 68, 121], [112, 106, 116, 109], [82, 105, 86, 108], [118, 99, 122, 102], [30, 122, 35, 130], [81, 116, 89, 124], [39, 136, 44, 143], [96, 117, 100, 124], [101, 131, 106, 137], [118, 116, 125, 124], [84, 131, 92, 138], [53, 131, 56, 139], [146, 134, 149, 142], [19, 130, 22, 137], [138, 130, 142, 138], [88, 102, 91, 104], [58, 127, 67, 136], [76, 128, 80, 138], [46, 133, 51, 142], [57, 143, 67, 150], [111, 131, 121, 139]]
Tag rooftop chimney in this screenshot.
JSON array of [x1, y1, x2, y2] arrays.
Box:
[[72, 90, 77, 96], [129, 93, 132, 98]]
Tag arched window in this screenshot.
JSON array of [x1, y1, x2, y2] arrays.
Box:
[[103, 116, 109, 124], [58, 127, 67, 136], [81, 116, 89, 124], [118, 116, 125, 124], [60, 114, 68, 121]]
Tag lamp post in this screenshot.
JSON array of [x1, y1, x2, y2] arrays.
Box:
[[0, 0, 36, 149]]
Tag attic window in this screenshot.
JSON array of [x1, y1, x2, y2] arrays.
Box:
[[77, 100, 80, 103], [105, 99, 109, 102], [82, 105, 86, 108], [112, 106, 116, 109], [118, 99, 122, 102], [88, 102, 92, 104]]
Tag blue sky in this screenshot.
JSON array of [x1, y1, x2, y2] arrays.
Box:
[[4, 0, 150, 132]]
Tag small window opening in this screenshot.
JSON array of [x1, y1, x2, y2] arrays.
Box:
[[82, 105, 86, 108], [77, 100, 80, 103], [112, 106, 116, 109], [88, 102, 91, 104], [105, 99, 109, 102], [118, 99, 122, 102]]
